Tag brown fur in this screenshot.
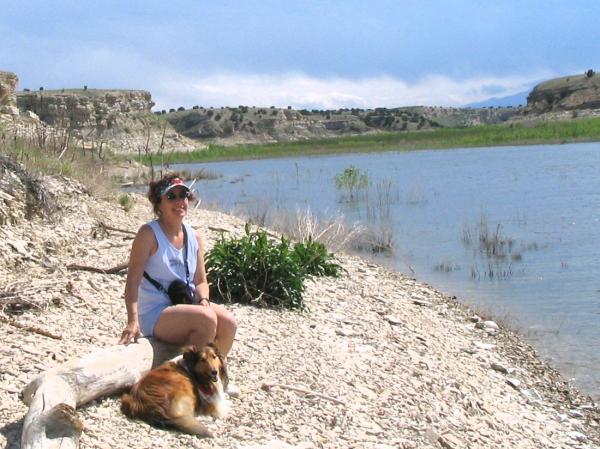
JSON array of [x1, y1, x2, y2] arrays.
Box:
[[121, 344, 229, 437]]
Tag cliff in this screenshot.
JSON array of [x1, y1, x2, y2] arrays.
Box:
[[0, 71, 18, 115], [10, 88, 198, 155], [16, 89, 154, 130], [526, 72, 600, 113]]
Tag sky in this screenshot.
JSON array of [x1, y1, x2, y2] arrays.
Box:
[[1, 1, 599, 110]]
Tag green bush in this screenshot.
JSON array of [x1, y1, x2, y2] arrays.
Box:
[[118, 193, 135, 212], [292, 236, 341, 277], [205, 223, 340, 310], [334, 165, 369, 200]]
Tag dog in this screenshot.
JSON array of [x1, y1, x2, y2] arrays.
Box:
[[121, 344, 230, 437]]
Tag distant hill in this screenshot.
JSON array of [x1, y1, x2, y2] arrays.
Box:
[[464, 91, 529, 108]]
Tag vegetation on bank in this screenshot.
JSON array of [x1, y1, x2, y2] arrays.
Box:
[[0, 124, 128, 204], [138, 116, 600, 165]]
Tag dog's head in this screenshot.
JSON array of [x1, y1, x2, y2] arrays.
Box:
[[182, 343, 228, 387]]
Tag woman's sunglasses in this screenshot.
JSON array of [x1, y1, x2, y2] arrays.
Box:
[[165, 190, 192, 201]]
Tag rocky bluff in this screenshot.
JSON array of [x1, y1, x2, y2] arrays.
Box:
[[0, 71, 18, 114], [16, 89, 154, 131], [163, 105, 519, 145], [526, 72, 600, 113]]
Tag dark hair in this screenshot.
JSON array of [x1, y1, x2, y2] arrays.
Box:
[[147, 173, 196, 215]]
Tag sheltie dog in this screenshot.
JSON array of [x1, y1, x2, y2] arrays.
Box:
[[121, 344, 230, 437]]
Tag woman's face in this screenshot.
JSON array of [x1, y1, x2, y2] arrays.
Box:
[[158, 186, 190, 221]]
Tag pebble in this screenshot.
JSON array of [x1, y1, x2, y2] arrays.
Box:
[[384, 315, 403, 325], [568, 431, 587, 442], [490, 362, 509, 374], [507, 378, 522, 390]]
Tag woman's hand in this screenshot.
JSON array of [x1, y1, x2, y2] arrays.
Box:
[[119, 321, 140, 345]]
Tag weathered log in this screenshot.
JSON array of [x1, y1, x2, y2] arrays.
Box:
[[21, 338, 181, 449]]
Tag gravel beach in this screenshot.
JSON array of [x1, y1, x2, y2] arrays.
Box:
[[1, 173, 599, 449]]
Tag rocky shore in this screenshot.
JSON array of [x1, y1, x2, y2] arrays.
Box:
[[0, 172, 599, 449]]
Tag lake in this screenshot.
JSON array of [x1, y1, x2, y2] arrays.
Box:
[[172, 142, 600, 400]]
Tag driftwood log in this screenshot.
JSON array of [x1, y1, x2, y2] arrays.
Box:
[[21, 338, 182, 449]]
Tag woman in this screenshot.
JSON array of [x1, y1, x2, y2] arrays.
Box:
[[119, 174, 237, 357]]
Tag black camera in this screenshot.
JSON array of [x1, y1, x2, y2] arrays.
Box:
[[167, 279, 194, 305]]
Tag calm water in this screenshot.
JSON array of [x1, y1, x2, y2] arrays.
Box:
[[173, 142, 600, 399]]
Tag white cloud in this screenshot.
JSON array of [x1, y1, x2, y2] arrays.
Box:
[[150, 70, 556, 111]]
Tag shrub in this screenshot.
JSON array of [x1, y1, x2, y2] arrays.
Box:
[[292, 236, 341, 277], [586, 69, 595, 78], [118, 193, 135, 212], [206, 223, 306, 309], [205, 223, 340, 310], [334, 165, 369, 201]]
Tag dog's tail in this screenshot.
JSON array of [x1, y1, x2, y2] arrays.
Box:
[[120, 392, 143, 418]]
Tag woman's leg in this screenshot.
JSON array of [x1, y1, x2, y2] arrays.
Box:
[[153, 304, 218, 347], [209, 303, 237, 356]]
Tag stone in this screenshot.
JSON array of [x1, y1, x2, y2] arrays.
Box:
[[476, 320, 499, 330], [507, 378, 521, 390], [568, 431, 587, 442], [490, 362, 509, 374], [384, 315, 403, 325], [521, 388, 543, 403], [0, 105, 19, 115]]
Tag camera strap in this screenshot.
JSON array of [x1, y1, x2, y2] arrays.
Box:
[[143, 224, 191, 294]]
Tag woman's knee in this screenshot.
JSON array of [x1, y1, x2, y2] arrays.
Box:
[[214, 306, 238, 334], [193, 306, 218, 332], [224, 310, 238, 332]]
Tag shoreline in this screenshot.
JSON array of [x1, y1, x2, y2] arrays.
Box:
[[137, 116, 600, 165], [0, 176, 599, 448]]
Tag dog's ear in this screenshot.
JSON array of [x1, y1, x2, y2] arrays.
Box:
[[182, 345, 200, 365]]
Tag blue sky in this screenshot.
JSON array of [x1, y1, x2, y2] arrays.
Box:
[[1, 1, 598, 110]]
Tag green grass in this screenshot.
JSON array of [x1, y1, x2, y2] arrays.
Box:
[[136, 117, 600, 165]]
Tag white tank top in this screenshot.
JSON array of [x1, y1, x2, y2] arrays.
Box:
[[138, 220, 199, 315]]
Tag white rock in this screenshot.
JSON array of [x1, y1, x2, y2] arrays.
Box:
[[476, 320, 499, 330], [568, 431, 587, 442], [0, 105, 19, 116], [384, 315, 403, 325], [507, 378, 521, 390]]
